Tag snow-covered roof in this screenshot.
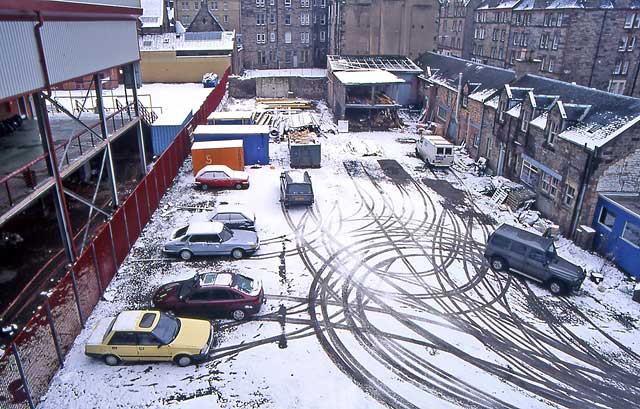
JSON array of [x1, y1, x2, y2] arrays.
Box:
[[559, 116, 640, 150], [194, 125, 270, 135], [485, 96, 499, 109], [140, 0, 163, 28], [334, 69, 404, 85], [200, 272, 233, 287], [506, 103, 521, 118], [139, 31, 234, 52], [328, 55, 421, 73], [243, 69, 326, 78], [112, 311, 155, 332], [469, 88, 499, 103], [208, 111, 254, 121], [285, 170, 309, 184], [192, 140, 244, 150], [530, 112, 548, 129], [186, 221, 224, 235], [154, 106, 193, 126]]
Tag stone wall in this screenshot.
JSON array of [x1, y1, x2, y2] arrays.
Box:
[[228, 75, 327, 99]]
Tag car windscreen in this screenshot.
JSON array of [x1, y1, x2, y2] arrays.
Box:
[[234, 274, 254, 294], [219, 227, 233, 241], [179, 277, 197, 299], [152, 313, 181, 344], [173, 226, 189, 239], [102, 317, 117, 342], [289, 183, 311, 194], [547, 243, 557, 256]]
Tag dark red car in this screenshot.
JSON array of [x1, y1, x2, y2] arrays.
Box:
[[153, 272, 264, 321], [195, 165, 250, 190]]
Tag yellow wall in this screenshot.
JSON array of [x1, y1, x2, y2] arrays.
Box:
[[140, 51, 231, 83]]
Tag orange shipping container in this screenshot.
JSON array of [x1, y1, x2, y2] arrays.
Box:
[[191, 140, 245, 175]]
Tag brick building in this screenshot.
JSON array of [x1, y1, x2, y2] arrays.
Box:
[[241, 0, 328, 69], [419, 54, 640, 236], [175, 0, 240, 32], [329, 0, 438, 60], [460, 0, 640, 96], [436, 0, 483, 59], [417, 52, 515, 152]]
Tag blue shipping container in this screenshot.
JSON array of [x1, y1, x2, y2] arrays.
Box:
[[592, 193, 640, 278], [151, 108, 193, 156], [193, 125, 270, 165]]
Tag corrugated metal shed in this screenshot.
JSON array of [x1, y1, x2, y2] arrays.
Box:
[[151, 108, 193, 156], [193, 125, 270, 165], [0, 21, 44, 101]]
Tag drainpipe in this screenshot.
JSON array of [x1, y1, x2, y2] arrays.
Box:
[[630, 55, 640, 96], [34, 12, 51, 93], [588, 10, 607, 88], [569, 144, 597, 239]]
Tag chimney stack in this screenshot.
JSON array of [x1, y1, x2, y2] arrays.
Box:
[[514, 50, 541, 80]]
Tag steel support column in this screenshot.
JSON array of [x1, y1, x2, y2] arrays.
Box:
[[94, 74, 119, 208], [130, 64, 147, 175], [33, 92, 76, 263]]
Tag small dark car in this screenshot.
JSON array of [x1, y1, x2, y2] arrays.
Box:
[[280, 170, 314, 207], [153, 272, 265, 321], [209, 206, 256, 231], [484, 224, 586, 295]]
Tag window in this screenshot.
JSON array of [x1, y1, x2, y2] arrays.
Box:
[[492, 29, 498, 41], [510, 50, 516, 65], [546, 121, 558, 145], [628, 36, 636, 51], [224, 15, 228, 23], [138, 333, 160, 346], [285, 50, 293, 63], [563, 185, 576, 206], [491, 47, 497, 59], [491, 235, 511, 248], [256, 13, 265, 25], [541, 173, 560, 197], [625, 14, 635, 29], [181, 1, 189, 10], [321, 0, 326, 6], [622, 222, 640, 247], [284, 0, 291, 6], [109, 332, 137, 345], [500, 29, 506, 42], [446, 90, 453, 106], [608, 80, 626, 94], [223, 1, 227, 10], [619, 36, 629, 51], [498, 98, 507, 122], [284, 31, 292, 43], [539, 33, 549, 49], [548, 57, 555, 73], [212, 1, 218, 9], [270, 32, 276, 42], [462, 92, 468, 108], [285, 14, 291, 25], [301, 0, 310, 6], [270, 0, 275, 4], [529, 250, 547, 263], [552, 34, 558, 50], [256, 33, 266, 44], [320, 15, 326, 25], [614, 59, 623, 74], [623, 60, 630, 75], [520, 160, 540, 187], [513, 32, 520, 46], [543, 13, 550, 26], [498, 47, 504, 60], [598, 208, 616, 229], [511, 242, 527, 255], [320, 30, 326, 42], [139, 313, 156, 328], [437, 106, 448, 120], [301, 32, 310, 44], [521, 109, 530, 132], [256, 0, 265, 6], [300, 13, 310, 25], [270, 13, 276, 24], [258, 50, 266, 64]]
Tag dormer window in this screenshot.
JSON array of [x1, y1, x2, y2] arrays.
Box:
[[546, 121, 558, 145], [462, 92, 468, 108], [521, 109, 531, 132]]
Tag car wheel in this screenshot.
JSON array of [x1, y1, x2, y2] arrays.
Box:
[[232, 309, 246, 321], [180, 250, 193, 261], [231, 248, 244, 259], [234, 183, 243, 190], [201, 184, 208, 191], [174, 354, 193, 367], [548, 279, 567, 296], [104, 354, 120, 366], [490, 257, 508, 272]]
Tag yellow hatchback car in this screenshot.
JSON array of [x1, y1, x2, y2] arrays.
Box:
[[85, 310, 214, 367]]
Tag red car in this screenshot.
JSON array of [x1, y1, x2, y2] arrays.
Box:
[[195, 165, 250, 190], [153, 272, 264, 321]]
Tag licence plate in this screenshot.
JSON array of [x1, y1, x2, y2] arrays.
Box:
[[294, 196, 306, 201]]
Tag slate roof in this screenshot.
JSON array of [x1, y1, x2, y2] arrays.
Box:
[[480, 0, 633, 9], [416, 52, 515, 101], [139, 31, 235, 52]]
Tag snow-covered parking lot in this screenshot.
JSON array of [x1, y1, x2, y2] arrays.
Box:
[[40, 100, 640, 409]]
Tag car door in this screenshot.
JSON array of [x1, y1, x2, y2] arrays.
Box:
[[185, 289, 214, 315], [137, 333, 172, 362], [207, 289, 236, 314], [218, 171, 233, 188], [229, 213, 247, 229], [187, 234, 208, 255], [202, 234, 222, 255], [507, 242, 528, 273], [526, 249, 549, 282], [107, 331, 140, 361], [199, 171, 214, 186]]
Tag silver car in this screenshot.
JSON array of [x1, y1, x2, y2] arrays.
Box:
[[163, 221, 259, 260]]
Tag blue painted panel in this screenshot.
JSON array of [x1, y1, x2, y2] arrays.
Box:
[[592, 196, 640, 278], [193, 132, 270, 165], [151, 110, 193, 156]]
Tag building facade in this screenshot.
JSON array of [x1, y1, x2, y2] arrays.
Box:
[[175, 0, 241, 32], [436, 0, 483, 59], [241, 0, 329, 69], [329, 0, 438, 60], [457, 0, 640, 97]]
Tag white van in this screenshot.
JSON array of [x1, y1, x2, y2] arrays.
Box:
[[416, 134, 455, 167]]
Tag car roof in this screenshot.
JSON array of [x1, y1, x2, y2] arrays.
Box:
[[284, 170, 311, 184], [493, 224, 553, 251], [196, 165, 233, 177], [186, 221, 224, 235], [199, 272, 234, 287], [212, 205, 254, 218], [423, 134, 453, 146], [111, 310, 158, 332]]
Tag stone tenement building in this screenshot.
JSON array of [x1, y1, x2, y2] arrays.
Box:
[[436, 0, 483, 59], [438, 0, 640, 97], [241, 0, 329, 69], [175, 0, 241, 33], [328, 0, 438, 60], [420, 52, 640, 235]]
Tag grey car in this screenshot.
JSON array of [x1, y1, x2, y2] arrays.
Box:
[[163, 221, 259, 260], [209, 206, 256, 231], [484, 224, 585, 295]]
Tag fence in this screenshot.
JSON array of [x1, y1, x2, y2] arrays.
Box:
[[0, 68, 230, 409]]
